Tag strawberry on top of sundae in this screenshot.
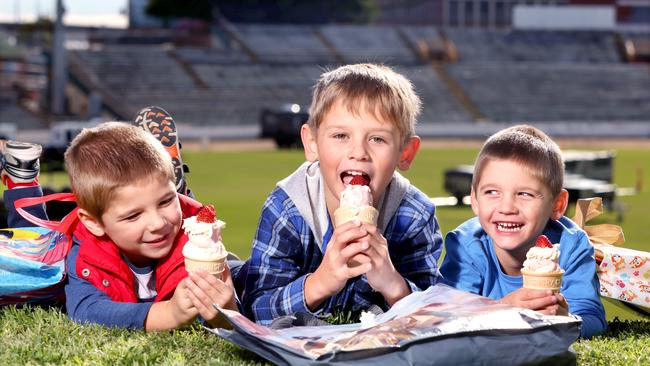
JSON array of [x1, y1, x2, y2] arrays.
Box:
[[522, 235, 562, 274]]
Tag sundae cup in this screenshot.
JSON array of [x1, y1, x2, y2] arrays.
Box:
[[334, 174, 378, 266], [521, 235, 564, 291], [182, 204, 227, 275]]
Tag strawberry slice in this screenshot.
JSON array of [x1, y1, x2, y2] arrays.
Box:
[[535, 235, 553, 248], [349, 175, 370, 186], [196, 204, 217, 223]]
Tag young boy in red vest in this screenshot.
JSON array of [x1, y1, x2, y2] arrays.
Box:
[[3, 122, 239, 331]]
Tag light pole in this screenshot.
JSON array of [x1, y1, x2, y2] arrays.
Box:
[[50, 0, 66, 115]]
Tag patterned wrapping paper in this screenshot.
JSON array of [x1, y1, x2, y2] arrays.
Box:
[[572, 197, 650, 307], [596, 244, 650, 306]]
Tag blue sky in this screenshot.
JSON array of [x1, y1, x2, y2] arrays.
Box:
[[0, 0, 128, 28]]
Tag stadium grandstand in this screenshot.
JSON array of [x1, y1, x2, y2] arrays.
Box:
[[0, 0, 649, 141]]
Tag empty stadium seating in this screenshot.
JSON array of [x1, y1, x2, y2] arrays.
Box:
[[447, 62, 650, 122], [62, 25, 649, 130], [229, 24, 336, 64], [319, 25, 418, 65], [444, 29, 620, 63]]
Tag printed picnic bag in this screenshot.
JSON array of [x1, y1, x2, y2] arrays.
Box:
[[0, 193, 78, 305]]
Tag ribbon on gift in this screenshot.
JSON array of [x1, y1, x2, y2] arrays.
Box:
[[572, 197, 625, 264]]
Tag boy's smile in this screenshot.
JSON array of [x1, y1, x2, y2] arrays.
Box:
[[81, 175, 182, 267], [471, 159, 566, 267], [301, 99, 419, 219]]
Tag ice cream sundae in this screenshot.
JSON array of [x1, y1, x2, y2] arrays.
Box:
[[334, 174, 379, 267], [334, 174, 378, 227], [182, 204, 227, 275], [521, 235, 564, 291]]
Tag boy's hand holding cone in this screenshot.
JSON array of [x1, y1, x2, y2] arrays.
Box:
[[334, 174, 378, 267]]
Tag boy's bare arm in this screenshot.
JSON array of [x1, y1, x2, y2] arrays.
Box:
[[144, 279, 198, 331], [359, 224, 411, 305], [304, 220, 372, 310]]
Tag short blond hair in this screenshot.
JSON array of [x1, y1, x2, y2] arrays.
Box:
[[473, 125, 564, 197], [64, 122, 175, 221], [308, 63, 421, 146]]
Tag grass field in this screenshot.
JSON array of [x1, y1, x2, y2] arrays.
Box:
[[4, 144, 649, 365]]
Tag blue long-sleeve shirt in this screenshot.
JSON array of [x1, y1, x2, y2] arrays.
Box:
[[244, 184, 443, 325], [64, 242, 156, 329], [440, 216, 606, 338]]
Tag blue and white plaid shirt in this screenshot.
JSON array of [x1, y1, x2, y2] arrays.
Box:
[[243, 185, 443, 325]]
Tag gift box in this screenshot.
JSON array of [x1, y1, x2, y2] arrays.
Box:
[[595, 244, 650, 306], [573, 198, 650, 308]]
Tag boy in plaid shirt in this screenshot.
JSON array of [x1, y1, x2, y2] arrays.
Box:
[[244, 64, 443, 325]]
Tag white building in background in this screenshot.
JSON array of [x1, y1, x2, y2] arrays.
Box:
[[375, 0, 649, 29]]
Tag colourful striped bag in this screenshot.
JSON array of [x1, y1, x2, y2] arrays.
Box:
[[0, 193, 78, 305]]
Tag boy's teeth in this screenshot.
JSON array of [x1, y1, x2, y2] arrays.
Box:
[[497, 222, 523, 232]]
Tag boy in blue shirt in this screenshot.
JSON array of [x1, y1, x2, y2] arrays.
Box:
[[243, 64, 443, 325], [440, 125, 606, 338]]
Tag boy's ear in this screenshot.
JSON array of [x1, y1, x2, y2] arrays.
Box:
[[77, 208, 106, 237], [470, 187, 480, 216], [301, 124, 319, 162], [397, 136, 421, 171], [550, 189, 569, 220]]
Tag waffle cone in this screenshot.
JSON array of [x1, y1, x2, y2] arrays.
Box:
[[184, 255, 227, 275], [334, 206, 378, 268], [334, 206, 378, 227], [521, 269, 564, 291]]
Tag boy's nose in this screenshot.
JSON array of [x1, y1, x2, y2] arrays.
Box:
[[147, 212, 167, 232], [348, 141, 369, 161], [498, 195, 518, 213]]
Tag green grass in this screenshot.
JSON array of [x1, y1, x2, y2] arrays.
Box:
[[0, 305, 648, 365], [5, 145, 649, 364], [0, 306, 267, 365]]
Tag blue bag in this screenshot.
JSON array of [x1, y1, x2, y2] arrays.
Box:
[[0, 227, 71, 305]]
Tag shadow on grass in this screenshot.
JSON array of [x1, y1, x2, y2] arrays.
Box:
[[601, 318, 650, 338]]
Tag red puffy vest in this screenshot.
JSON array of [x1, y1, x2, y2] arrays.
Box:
[[73, 194, 203, 302]]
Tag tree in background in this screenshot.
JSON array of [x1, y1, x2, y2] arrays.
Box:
[[146, 0, 377, 24], [146, 0, 214, 23]]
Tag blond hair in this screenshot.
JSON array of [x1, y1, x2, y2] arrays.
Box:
[[64, 122, 175, 221], [308, 63, 421, 146], [473, 125, 564, 197]]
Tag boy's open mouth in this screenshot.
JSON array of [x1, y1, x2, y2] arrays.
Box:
[[496, 222, 523, 232], [341, 171, 370, 186]]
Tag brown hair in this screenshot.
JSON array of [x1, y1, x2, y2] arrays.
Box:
[[307, 63, 421, 146], [472, 125, 564, 197], [64, 122, 175, 221]]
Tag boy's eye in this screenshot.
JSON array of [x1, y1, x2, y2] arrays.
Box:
[[332, 133, 348, 140], [483, 189, 498, 196], [370, 136, 386, 144], [518, 192, 534, 198], [122, 212, 141, 222], [160, 197, 174, 206]]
